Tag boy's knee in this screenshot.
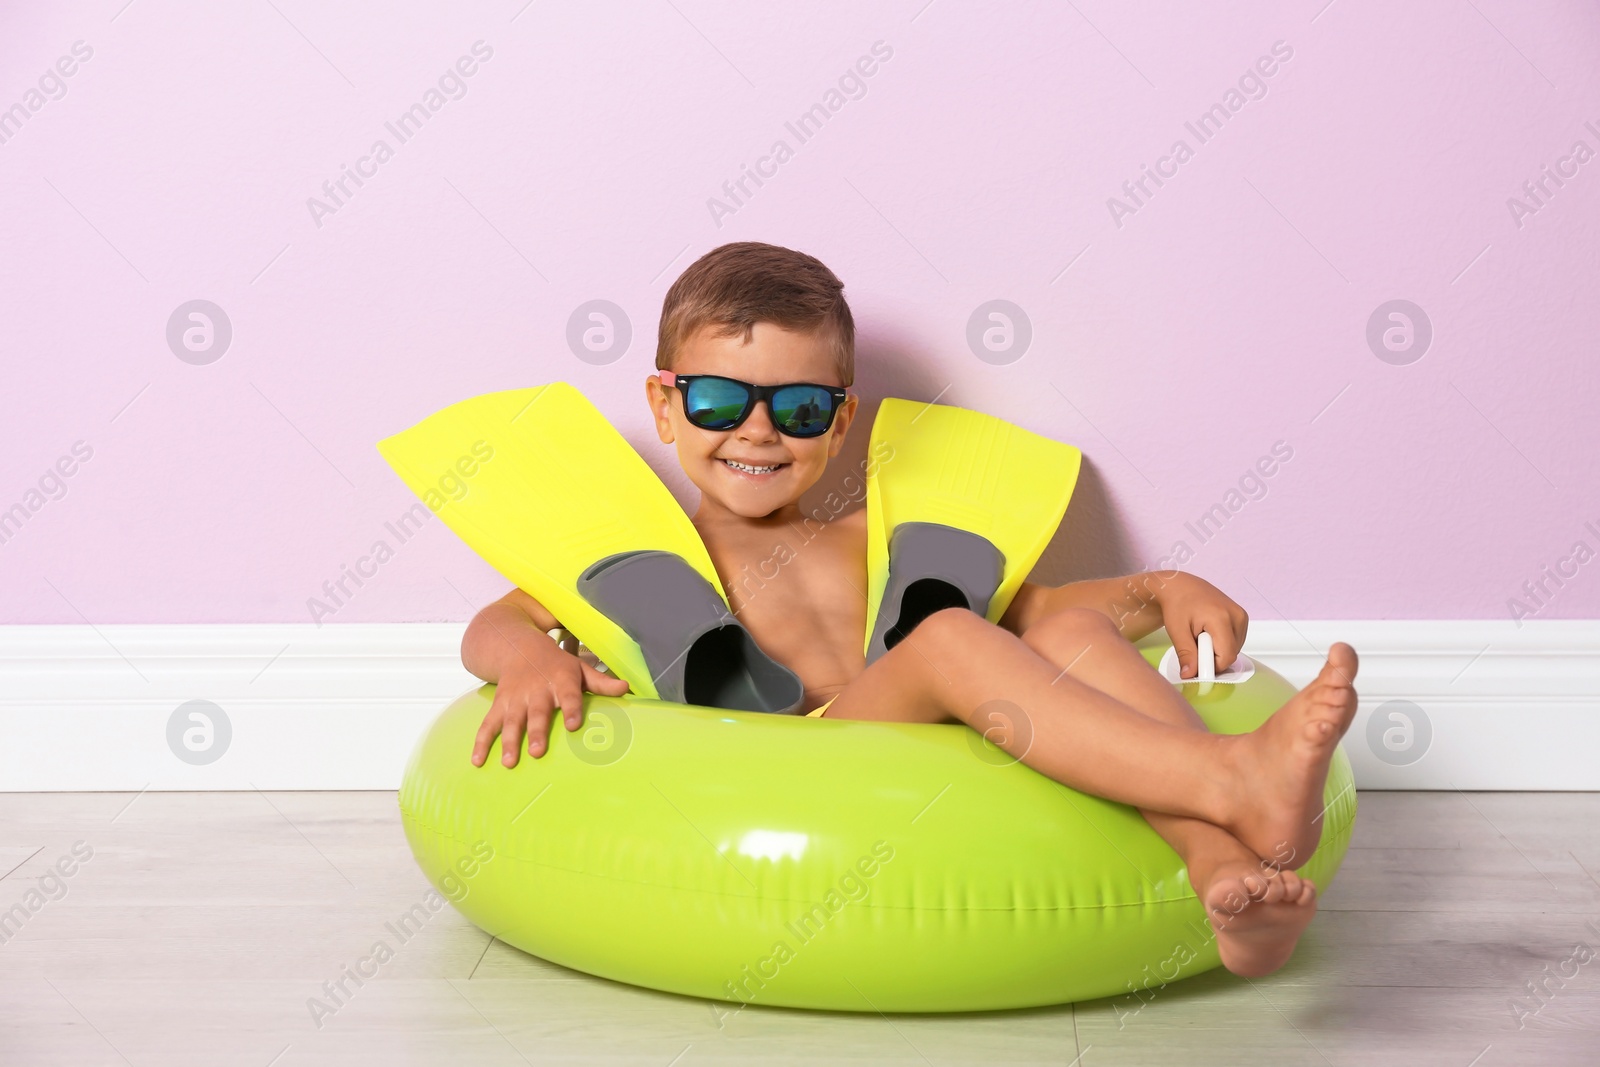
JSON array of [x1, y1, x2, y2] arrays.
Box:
[[906, 605, 991, 650], [1023, 607, 1118, 650]]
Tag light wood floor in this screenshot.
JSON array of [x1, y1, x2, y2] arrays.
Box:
[[3, 791, 1599, 1066]]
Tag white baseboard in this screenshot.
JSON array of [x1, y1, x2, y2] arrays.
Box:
[[1235, 621, 1600, 791], [0, 624, 476, 792], [0, 621, 1595, 791]]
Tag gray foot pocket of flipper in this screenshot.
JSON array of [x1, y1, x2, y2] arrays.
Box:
[[577, 550, 805, 713], [866, 522, 1005, 666]]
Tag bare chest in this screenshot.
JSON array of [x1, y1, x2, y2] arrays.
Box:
[[701, 511, 868, 707]]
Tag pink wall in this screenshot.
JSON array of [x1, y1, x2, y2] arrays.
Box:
[[2, 1, 1597, 625]]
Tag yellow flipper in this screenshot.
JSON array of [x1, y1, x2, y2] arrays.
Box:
[[376, 383, 722, 701], [864, 398, 1082, 657]]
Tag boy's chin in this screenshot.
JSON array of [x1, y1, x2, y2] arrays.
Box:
[[712, 491, 797, 520], [695, 480, 802, 520]]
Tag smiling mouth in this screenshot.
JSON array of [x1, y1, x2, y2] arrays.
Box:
[[720, 458, 786, 476]]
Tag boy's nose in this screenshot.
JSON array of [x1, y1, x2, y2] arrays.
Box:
[[736, 399, 782, 440]]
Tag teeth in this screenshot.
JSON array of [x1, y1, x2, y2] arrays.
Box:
[[722, 459, 781, 475]]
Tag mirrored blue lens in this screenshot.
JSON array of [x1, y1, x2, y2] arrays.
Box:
[[771, 385, 835, 437], [683, 378, 751, 429]]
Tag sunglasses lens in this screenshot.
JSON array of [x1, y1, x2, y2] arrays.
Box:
[[683, 377, 751, 429], [771, 385, 835, 437]]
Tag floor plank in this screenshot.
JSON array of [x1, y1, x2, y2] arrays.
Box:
[[5, 790, 1600, 1065]]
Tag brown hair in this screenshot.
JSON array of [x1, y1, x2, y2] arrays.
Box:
[[656, 242, 855, 385]]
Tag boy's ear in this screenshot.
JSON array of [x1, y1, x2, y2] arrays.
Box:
[[645, 375, 676, 444], [826, 393, 859, 458]]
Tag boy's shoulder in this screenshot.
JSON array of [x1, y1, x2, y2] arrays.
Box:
[[835, 506, 868, 545]]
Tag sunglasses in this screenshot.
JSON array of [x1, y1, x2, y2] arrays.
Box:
[[658, 371, 851, 439]]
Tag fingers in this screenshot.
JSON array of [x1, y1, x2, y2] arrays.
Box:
[[471, 713, 501, 767], [489, 684, 557, 767], [1169, 625, 1200, 679], [474, 686, 525, 768], [1187, 613, 1250, 674], [524, 678, 565, 759], [524, 706, 554, 760], [472, 657, 635, 766], [554, 677, 586, 732], [1208, 619, 1242, 674], [499, 706, 528, 768], [583, 661, 631, 697]]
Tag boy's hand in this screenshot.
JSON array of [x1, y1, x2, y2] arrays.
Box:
[[1156, 573, 1249, 679], [472, 639, 631, 768]]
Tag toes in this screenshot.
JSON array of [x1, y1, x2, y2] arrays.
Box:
[[1209, 881, 1251, 917], [1296, 682, 1354, 721], [1215, 899, 1248, 923], [1258, 873, 1287, 905], [1312, 682, 1353, 705], [1326, 642, 1359, 683], [1242, 873, 1274, 903]]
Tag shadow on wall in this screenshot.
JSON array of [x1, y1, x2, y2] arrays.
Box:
[[851, 344, 1142, 586], [796, 406, 1138, 588], [1029, 459, 1142, 586], [796, 335, 921, 526], [807, 402, 1139, 589], [798, 394, 878, 525]]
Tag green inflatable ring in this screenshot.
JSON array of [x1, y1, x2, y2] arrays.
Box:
[[399, 636, 1356, 1012]]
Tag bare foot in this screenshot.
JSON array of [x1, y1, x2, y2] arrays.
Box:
[[1200, 861, 1319, 977], [1223, 642, 1359, 863]]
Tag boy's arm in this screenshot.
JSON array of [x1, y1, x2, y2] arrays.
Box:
[[999, 571, 1248, 677], [999, 575, 1167, 641], [460, 586, 561, 682]]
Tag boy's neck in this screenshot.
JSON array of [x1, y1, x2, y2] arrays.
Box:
[[693, 496, 807, 535]]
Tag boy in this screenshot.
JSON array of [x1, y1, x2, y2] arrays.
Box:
[[460, 241, 1360, 978]]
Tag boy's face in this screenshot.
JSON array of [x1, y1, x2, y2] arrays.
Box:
[[647, 322, 858, 521]]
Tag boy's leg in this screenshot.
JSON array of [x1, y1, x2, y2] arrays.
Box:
[[820, 607, 1359, 883], [1014, 608, 1327, 977]]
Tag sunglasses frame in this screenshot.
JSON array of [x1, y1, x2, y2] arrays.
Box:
[[658, 371, 852, 438]]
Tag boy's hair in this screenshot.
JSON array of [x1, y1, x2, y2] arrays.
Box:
[[655, 242, 855, 386]]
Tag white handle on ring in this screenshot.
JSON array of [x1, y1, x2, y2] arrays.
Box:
[[1156, 632, 1253, 685]]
